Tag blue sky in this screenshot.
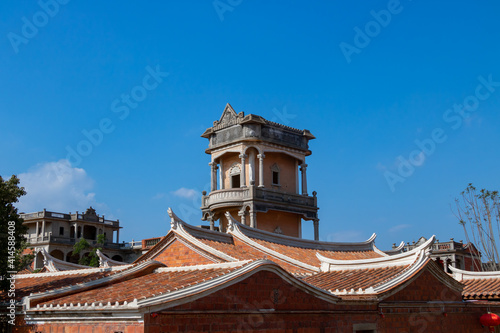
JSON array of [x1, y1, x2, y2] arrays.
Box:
[[1, 1, 499, 249]]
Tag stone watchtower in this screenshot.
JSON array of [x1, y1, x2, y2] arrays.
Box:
[[200, 104, 320, 239]]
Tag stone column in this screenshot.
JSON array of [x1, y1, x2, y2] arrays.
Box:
[[35, 221, 39, 240], [238, 210, 246, 225], [249, 209, 256, 228], [208, 214, 215, 231], [257, 154, 265, 187], [209, 162, 218, 191], [239, 154, 247, 187], [41, 220, 45, 240], [73, 224, 77, 239], [219, 162, 224, 190], [300, 163, 308, 195], [313, 219, 319, 241], [116, 229, 119, 243], [249, 151, 255, 185]]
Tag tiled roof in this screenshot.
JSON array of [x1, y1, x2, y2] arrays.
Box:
[[37, 263, 246, 307], [462, 278, 500, 300], [250, 237, 383, 266], [0, 267, 127, 302], [302, 265, 410, 293]]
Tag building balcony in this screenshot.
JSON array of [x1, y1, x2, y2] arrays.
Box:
[[201, 186, 318, 216], [27, 235, 129, 250], [21, 209, 120, 228]]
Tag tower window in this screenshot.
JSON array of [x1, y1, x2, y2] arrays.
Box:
[[272, 171, 279, 185], [231, 175, 240, 188], [59, 227, 64, 236], [271, 164, 280, 186], [229, 163, 242, 188]]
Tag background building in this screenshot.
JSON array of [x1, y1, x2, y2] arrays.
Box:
[[21, 207, 141, 269]]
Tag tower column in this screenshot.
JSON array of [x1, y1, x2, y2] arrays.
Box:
[[257, 154, 265, 187], [249, 151, 256, 184], [238, 210, 246, 225], [313, 219, 319, 241], [36, 221, 39, 240], [209, 162, 218, 191], [207, 213, 215, 231], [249, 209, 256, 228], [300, 163, 308, 195], [239, 154, 247, 187]]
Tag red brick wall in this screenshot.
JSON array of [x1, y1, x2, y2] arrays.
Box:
[[12, 316, 144, 333], [152, 238, 216, 266], [383, 268, 463, 302]]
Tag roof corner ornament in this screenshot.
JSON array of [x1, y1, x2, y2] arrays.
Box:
[[168, 208, 179, 230], [225, 211, 237, 232]]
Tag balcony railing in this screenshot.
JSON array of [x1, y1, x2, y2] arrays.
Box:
[[21, 210, 120, 227], [202, 186, 316, 209]]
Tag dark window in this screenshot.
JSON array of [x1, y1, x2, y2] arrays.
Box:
[[232, 174, 240, 188], [272, 171, 279, 185], [59, 227, 64, 236]]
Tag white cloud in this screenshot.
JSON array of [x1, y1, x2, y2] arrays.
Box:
[[17, 159, 103, 213], [172, 187, 198, 199]]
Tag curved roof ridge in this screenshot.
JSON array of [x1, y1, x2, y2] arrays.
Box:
[[449, 265, 500, 280], [383, 241, 405, 255], [168, 208, 237, 262], [317, 236, 435, 271], [155, 260, 253, 272], [225, 212, 319, 272], [229, 214, 377, 251], [180, 218, 234, 243], [96, 249, 128, 268], [38, 248, 95, 272]]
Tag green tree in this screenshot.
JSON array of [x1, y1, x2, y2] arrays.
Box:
[[73, 233, 105, 267], [454, 183, 500, 271], [0, 175, 32, 292]]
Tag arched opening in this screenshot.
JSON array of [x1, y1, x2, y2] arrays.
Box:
[[50, 249, 64, 261], [66, 251, 80, 264], [111, 255, 123, 262], [35, 251, 44, 270]]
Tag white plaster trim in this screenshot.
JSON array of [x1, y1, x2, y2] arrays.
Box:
[[33, 298, 139, 311], [15, 264, 131, 279], [25, 307, 144, 325], [370, 249, 429, 293], [39, 247, 89, 272], [372, 244, 389, 257], [318, 236, 435, 272], [97, 249, 127, 267], [24, 260, 165, 310], [384, 241, 405, 255], [225, 212, 319, 272], [449, 265, 500, 280], [230, 213, 377, 251], [138, 259, 338, 310], [168, 208, 237, 262], [155, 260, 252, 272]]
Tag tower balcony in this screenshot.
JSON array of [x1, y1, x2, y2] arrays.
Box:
[[201, 186, 318, 219]]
